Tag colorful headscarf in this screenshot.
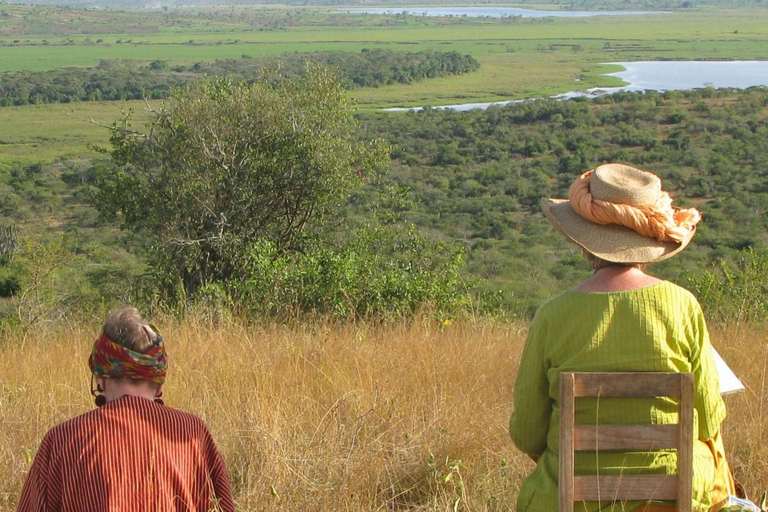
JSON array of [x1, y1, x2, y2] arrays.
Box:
[[88, 327, 168, 385]]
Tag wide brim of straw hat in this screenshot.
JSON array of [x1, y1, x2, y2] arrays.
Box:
[[541, 197, 695, 264]]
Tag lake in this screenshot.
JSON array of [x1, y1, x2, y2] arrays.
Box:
[[342, 7, 661, 18], [385, 61, 768, 112], [584, 60, 768, 94]]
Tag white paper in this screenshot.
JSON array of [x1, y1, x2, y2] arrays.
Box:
[[712, 347, 745, 395]]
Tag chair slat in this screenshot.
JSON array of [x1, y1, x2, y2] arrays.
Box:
[[678, 373, 694, 512], [573, 475, 678, 501], [572, 372, 682, 398], [559, 373, 576, 512], [573, 424, 678, 451]]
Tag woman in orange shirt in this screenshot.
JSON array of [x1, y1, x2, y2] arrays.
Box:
[[18, 306, 234, 512]]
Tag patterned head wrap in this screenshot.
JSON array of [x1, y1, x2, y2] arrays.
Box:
[[88, 326, 168, 385]]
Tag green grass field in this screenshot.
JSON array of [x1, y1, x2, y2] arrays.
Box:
[[0, 101, 154, 169], [1, 5, 766, 74], [0, 3, 767, 166]]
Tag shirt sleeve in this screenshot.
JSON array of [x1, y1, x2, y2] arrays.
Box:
[[687, 299, 726, 441], [509, 307, 552, 458], [17, 434, 52, 512], [203, 429, 235, 512]]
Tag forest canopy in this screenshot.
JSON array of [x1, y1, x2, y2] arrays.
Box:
[[0, 50, 480, 107]]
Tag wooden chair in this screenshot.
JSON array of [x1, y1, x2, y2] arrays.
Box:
[[559, 372, 694, 512]]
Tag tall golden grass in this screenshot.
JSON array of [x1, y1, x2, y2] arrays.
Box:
[[1, 316, 765, 511]]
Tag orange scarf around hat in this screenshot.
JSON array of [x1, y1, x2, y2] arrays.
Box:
[[568, 170, 701, 244]]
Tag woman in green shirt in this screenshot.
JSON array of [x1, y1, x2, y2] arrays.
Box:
[[509, 164, 734, 512]]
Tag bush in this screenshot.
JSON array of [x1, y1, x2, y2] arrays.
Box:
[[228, 225, 469, 320], [685, 248, 768, 325]]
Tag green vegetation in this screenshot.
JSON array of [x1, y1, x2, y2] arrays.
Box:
[[355, 87, 768, 313], [2, 86, 768, 323], [1, 2, 767, 169], [0, 50, 480, 106], [82, 72, 474, 319], [0, 3, 767, 109], [687, 247, 768, 326], [1, 3, 768, 322], [0, 101, 150, 170], [93, 70, 378, 297]]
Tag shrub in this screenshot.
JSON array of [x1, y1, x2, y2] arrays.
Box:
[[686, 248, 768, 325], [227, 225, 469, 320]]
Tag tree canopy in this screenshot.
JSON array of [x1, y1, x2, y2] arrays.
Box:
[[90, 69, 388, 297], [0, 51, 480, 107]]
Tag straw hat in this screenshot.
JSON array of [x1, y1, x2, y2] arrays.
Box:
[[540, 164, 697, 264]]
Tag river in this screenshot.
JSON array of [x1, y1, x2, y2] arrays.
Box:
[[343, 7, 661, 18], [384, 61, 768, 112]]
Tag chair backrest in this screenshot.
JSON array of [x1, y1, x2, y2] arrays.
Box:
[[559, 372, 694, 512]]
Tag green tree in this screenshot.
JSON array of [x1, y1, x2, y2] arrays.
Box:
[[90, 70, 388, 298]]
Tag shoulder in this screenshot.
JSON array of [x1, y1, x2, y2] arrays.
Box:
[[160, 405, 210, 430], [657, 279, 696, 296], [157, 407, 221, 454], [30, 408, 105, 462], [143, 402, 216, 440], [44, 407, 102, 440], [532, 290, 584, 319], [654, 281, 703, 309], [54, 398, 211, 436], [524, 291, 579, 337], [538, 290, 572, 311]]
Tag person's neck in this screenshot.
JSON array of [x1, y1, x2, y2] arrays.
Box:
[[102, 380, 158, 403], [573, 265, 662, 293]]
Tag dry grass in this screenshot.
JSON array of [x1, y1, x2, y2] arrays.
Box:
[[0, 317, 529, 511], [710, 322, 768, 499], [1, 316, 766, 511]]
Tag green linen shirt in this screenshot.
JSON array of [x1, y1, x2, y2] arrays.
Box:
[[509, 281, 726, 512]]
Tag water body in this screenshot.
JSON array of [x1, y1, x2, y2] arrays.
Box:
[[582, 60, 768, 94], [384, 61, 768, 112], [384, 100, 518, 113], [344, 7, 659, 18]]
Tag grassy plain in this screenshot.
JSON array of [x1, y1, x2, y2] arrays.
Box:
[[1, 316, 766, 510], [0, 4, 766, 108], [0, 100, 153, 169], [1, 4, 767, 166]]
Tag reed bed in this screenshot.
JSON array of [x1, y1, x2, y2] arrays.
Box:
[[1, 317, 765, 511]]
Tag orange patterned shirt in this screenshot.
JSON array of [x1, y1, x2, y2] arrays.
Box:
[[18, 395, 234, 512]]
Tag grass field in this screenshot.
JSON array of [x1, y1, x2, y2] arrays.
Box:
[[1, 3, 767, 167], [0, 100, 153, 169], [1, 316, 765, 510], [0, 4, 766, 102]]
